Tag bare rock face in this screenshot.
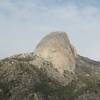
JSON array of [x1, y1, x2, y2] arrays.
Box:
[[34, 32, 77, 74]]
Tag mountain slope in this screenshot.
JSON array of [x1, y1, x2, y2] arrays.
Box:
[[0, 32, 100, 100]]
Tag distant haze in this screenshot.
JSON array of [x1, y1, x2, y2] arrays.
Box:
[[0, 0, 100, 60]]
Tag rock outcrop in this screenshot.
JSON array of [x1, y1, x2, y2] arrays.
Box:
[[0, 32, 100, 100], [34, 32, 76, 74]]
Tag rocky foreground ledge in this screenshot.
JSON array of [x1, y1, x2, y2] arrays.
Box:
[[0, 32, 100, 100]]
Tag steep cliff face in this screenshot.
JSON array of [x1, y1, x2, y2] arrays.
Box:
[[0, 32, 100, 100]]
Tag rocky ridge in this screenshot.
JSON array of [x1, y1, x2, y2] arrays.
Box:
[[0, 32, 100, 100]]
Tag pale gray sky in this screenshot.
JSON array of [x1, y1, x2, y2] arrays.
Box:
[[0, 0, 100, 60]]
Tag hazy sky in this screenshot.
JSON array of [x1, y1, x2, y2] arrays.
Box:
[[0, 0, 100, 60]]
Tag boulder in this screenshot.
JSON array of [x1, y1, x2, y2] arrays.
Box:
[[34, 32, 76, 74]]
